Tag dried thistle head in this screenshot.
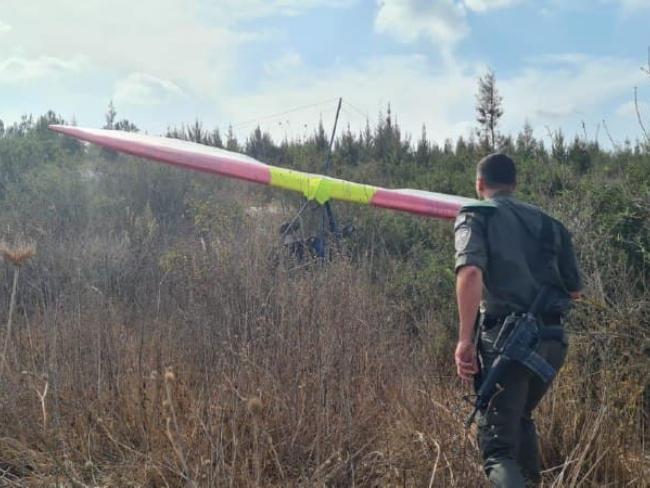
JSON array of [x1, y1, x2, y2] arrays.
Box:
[[164, 367, 176, 383], [246, 396, 263, 416], [0, 241, 36, 267]]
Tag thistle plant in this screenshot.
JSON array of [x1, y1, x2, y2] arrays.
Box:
[[0, 241, 36, 376]]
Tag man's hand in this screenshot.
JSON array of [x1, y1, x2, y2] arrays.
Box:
[[455, 340, 478, 381]]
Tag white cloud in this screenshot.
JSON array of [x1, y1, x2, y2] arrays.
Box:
[[374, 0, 522, 49], [502, 55, 645, 126], [1, 0, 246, 97], [0, 20, 11, 33], [375, 0, 468, 46], [1, 0, 356, 109], [464, 0, 521, 12], [113, 73, 186, 107], [0, 0, 361, 132], [264, 50, 303, 77], [0, 56, 84, 83], [217, 0, 356, 19]]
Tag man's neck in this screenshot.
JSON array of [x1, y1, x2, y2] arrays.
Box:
[[483, 188, 513, 199]]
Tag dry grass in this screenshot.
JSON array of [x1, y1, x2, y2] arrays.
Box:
[[0, 220, 647, 487]]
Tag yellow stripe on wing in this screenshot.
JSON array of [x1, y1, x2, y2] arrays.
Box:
[[269, 167, 377, 205]]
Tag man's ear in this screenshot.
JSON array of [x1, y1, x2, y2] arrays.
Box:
[[476, 176, 485, 197]]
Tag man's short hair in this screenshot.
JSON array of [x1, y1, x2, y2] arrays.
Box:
[[477, 153, 516, 187]]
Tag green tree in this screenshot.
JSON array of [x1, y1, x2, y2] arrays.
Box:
[[516, 120, 536, 157], [103, 100, 117, 130], [312, 119, 329, 154], [114, 119, 138, 132], [415, 125, 430, 167], [186, 120, 207, 143], [568, 136, 592, 174], [549, 128, 567, 163], [209, 128, 223, 148], [337, 124, 360, 166], [225, 125, 239, 152], [246, 125, 275, 161], [475, 68, 504, 152]]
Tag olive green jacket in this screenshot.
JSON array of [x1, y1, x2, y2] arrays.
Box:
[[454, 192, 581, 315]]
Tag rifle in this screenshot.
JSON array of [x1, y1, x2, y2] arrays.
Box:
[[465, 286, 563, 427]]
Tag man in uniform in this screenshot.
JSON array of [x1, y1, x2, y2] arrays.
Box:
[[453, 153, 581, 487]]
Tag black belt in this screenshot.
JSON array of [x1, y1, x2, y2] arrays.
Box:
[[482, 312, 563, 331]]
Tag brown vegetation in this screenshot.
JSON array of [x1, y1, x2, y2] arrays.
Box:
[[0, 214, 647, 487], [0, 108, 648, 485]]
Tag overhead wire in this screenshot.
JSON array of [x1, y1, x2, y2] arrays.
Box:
[[229, 97, 341, 130], [226, 98, 374, 150], [343, 100, 370, 121], [339, 106, 368, 127]]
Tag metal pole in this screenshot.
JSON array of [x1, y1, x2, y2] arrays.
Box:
[[323, 97, 342, 174], [320, 98, 343, 256]]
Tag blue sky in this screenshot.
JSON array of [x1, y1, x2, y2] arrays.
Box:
[[1, 0, 649, 147]]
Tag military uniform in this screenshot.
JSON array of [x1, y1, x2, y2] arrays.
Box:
[[454, 191, 581, 487]]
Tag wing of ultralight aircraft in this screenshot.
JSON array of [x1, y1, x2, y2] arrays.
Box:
[[49, 125, 477, 220]]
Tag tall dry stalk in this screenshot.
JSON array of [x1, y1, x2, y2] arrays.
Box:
[[0, 242, 36, 377], [1, 266, 19, 377], [163, 367, 198, 488]]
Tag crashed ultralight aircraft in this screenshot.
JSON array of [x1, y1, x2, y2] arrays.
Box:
[[49, 125, 478, 226]]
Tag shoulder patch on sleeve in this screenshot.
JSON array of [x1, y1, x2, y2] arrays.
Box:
[[455, 225, 471, 250]]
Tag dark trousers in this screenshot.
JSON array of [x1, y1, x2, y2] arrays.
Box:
[[476, 322, 568, 487]]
